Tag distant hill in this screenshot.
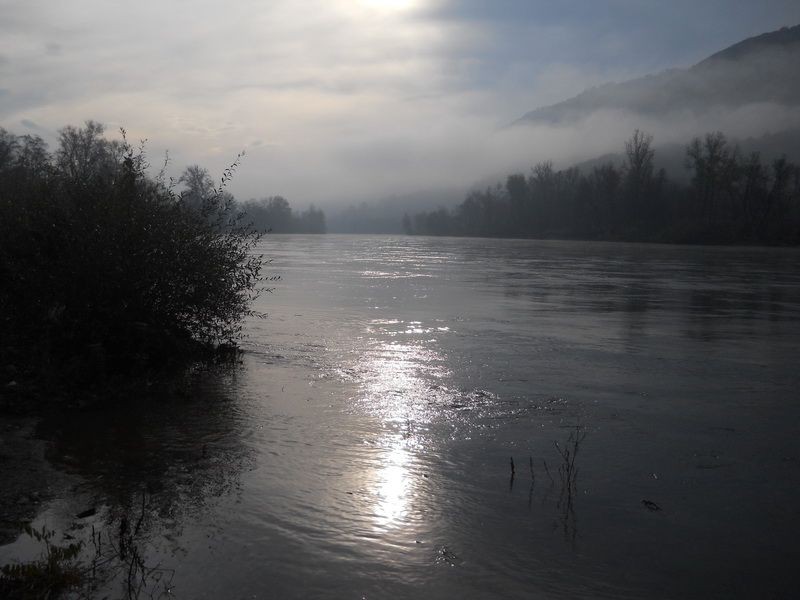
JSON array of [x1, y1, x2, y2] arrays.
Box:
[[514, 25, 800, 126]]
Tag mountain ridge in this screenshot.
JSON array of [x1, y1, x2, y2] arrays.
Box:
[[514, 24, 800, 126]]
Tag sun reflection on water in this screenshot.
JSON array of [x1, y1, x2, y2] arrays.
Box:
[[374, 440, 414, 527], [357, 319, 450, 530]]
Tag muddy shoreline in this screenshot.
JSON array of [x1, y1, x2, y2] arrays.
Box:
[[0, 416, 77, 546]]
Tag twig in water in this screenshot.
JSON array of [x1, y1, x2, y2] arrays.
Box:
[[119, 517, 129, 560], [134, 491, 146, 536], [542, 459, 554, 484], [553, 425, 587, 546]]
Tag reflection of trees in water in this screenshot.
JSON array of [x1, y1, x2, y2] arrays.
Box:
[[36, 365, 252, 597], [498, 250, 800, 345], [685, 284, 792, 341]]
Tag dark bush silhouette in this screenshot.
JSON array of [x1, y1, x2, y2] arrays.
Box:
[[0, 122, 265, 384]]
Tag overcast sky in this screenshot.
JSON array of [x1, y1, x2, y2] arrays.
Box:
[[2, 0, 799, 204]]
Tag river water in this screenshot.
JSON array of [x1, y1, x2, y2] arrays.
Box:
[[3, 235, 800, 599]]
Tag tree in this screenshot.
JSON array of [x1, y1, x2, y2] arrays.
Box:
[[624, 130, 655, 183], [56, 120, 123, 183], [758, 157, 796, 239], [506, 173, 530, 234], [297, 205, 326, 233], [686, 131, 738, 228], [402, 213, 412, 235], [179, 165, 215, 211], [265, 196, 292, 231], [529, 161, 556, 234], [623, 129, 656, 230], [0, 129, 19, 171], [587, 163, 622, 236], [242, 196, 327, 233]]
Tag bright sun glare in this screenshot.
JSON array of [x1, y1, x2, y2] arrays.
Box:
[[358, 0, 417, 11]]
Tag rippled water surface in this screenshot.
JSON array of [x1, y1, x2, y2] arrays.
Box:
[[4, 235, 800, 599]]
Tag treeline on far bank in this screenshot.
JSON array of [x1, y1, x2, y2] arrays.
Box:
[[175, 165, 326, 234], [242, 196, 325, 233], [404, 131, 800, 245]]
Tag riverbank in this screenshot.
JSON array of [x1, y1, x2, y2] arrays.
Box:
[[0, 417, 74, 546]]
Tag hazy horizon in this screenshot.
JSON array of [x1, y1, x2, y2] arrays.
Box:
[[2, 0, 800, 207]]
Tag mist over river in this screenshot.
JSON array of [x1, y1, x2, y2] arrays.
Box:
[[3, 235, 799, 599]]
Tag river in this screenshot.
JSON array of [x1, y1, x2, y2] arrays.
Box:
[[2, 235, 800, 599]]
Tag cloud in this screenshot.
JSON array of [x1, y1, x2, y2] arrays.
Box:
[[1, 0, 799, 205], [20, 118, 43, 130]]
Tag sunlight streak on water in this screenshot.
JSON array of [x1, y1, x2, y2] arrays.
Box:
[[357, 319, 452, 531], [358, 334, 449, 424], [374, 438, 415, 528]]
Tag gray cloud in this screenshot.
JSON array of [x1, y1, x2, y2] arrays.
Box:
[[20, 118, 43, 130], [0, 0, 798, 205]]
